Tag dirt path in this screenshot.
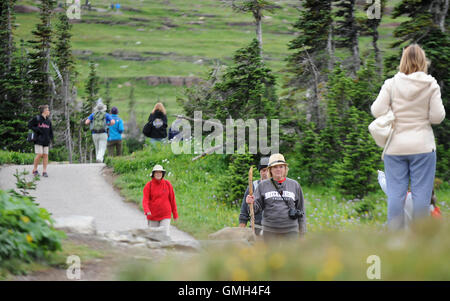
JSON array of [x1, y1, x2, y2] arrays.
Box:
[[0, 163, 197, 280]]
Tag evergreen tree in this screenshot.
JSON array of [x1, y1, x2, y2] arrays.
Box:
[[332, 107, 380, 197], [0, 0, 33, 152], [222, 0, 278, 57], [126, 85, 140, 139], [217, 145, 255, 207], [28, 0, 56, 107], [334, 0, 361, 75], [286, 0, 333, 128], [361, 0, 387, 75], [213, 38, 278, 122], [54, 11, 76, 162], [104, 79, 112, 112]]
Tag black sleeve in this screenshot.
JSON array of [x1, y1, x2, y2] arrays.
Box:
[[49, 120, 54, 141], [28, 116, 40, 133], [148, 113, 155, 123], [162, 114, 168, 130], [239, 187, 250, 225]]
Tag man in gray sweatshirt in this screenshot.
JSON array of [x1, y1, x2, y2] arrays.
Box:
[[246, 153, 306, 241]]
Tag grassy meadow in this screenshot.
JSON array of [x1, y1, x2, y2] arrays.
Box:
[[13, 0, 408, 126]]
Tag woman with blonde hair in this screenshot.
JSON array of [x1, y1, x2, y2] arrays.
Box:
[[146, 102, 168, 145], [371, 44, 445, 230]]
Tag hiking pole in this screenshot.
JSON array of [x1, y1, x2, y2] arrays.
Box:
[[248, 166, 255, 234]]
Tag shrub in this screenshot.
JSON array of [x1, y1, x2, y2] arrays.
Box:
[[0, 151, 35, 165], [0, 189, 64, 273]]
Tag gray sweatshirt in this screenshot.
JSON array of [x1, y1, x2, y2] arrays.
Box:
[[250, 177, 306, 235]]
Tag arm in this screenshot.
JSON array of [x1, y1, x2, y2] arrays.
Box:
[[167, 181, 178, 220], [142, 182, 151, 217], [297, 184, 307, 236], [106, 114, 115, 126], [371, 78, 393, 118], [85, 114, 93, 125], [429, 80, 446, 124], [239, 187, 251, 227], [118, 119, 124, 134]]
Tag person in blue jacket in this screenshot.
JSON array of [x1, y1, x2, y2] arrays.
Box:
[[107, 106, 124, 156]]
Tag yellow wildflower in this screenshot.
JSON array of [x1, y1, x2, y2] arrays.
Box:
[[21, 216, 30, 223], [26, 234, 33, 243]]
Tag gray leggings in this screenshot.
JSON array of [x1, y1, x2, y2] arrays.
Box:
[[148, 218, 171, 234]]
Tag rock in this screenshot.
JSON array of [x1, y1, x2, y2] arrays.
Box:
[[14, 5, 40, 13], [129, 228, 172, 242], [161, 240, 202, 252], [208, 227, 255, 241], [199, 239, 251, 249], [146, 241, 163, 249], [54, 216, 97, 235]]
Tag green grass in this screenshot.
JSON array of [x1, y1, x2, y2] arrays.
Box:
[[106, 143, 450, 239], [118, 219, 450, 280], [0, 150, 35, 165], [13, 0, 409, 128]]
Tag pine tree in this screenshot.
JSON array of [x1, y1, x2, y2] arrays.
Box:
[[334, 0, 361, 75], [213, 38, 278, 122], [286, 0, 333, 128], [104, 79, 112, 111], [222, 0, 278, 57], [332, 107, 380, 198], [28, 0, 56, 107], [126, 85, 139, 139], [54, 11, 76, 162], [218, 145, 255, 207], [79, 61, 100, 162], [0, 0, 33, 152], [362, 0, 387, 75]]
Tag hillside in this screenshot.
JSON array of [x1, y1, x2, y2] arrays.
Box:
[[13, 0, 406, 126]]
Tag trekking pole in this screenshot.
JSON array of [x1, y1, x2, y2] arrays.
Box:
[[248, 166, 255, 234]]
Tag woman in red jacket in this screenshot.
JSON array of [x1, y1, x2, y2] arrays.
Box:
[[142, 164, 178, 235]]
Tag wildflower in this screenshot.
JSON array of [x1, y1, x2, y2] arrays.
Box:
[[26, 234, 33, 243], [21, 216, 30, 223]]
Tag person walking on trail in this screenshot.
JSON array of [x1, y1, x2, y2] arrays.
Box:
[[85, 101, 115, 163], [142, 164, 178, 235], [144, 102, 168, 145], [239, 157, 270, 236], [371, 44, 445, 231], [246, 153, 306, 243], [107, 106, 124, 157], [28, 105, 53, 178]]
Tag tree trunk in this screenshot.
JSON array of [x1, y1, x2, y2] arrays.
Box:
[[255, 13, 263, 58], [351, 1, 360, 75], [327, 23, 335, 72], [63, 72, 73, 163], [372, 22, 382, 76]]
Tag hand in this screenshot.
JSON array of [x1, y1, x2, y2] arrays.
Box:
[[145, 211, 151, 216], [239, 223, 246, 228], [246, 195, 254, 204]]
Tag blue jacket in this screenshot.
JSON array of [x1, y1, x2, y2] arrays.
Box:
[[108, 114, 124, 141]]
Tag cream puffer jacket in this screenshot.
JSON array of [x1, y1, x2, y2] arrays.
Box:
[[371, 72, 446, 155]]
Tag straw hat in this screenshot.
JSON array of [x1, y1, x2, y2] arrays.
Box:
[[268, 153, 288, 168]]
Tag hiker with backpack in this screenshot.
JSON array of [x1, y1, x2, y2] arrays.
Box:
[[107, 106, 124, 157], [370, 44, 445, 231], [246, 153, 306, 242], [239, 157, 270, 236], [142, 164, 178, 236], [143, 102, 168, 145], [28, 105, 54, 177], [85, 101, 115, 163]]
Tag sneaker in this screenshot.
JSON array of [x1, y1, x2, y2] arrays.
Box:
[[42, 172, 48, 177], [32, 170, 39, 177]]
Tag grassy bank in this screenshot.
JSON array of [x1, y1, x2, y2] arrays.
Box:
[[106, 143, 450, 239]]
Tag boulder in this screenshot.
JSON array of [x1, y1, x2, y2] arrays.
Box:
[[53, 215, 97, 235], [208, 227, 255, 241], [161, 240, 202, 252], [14, 5, 40, 13], [129, 227, 172, 242]]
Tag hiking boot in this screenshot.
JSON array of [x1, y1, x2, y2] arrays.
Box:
[[42, 172, 48, 177], [32, 170, 39, 177]]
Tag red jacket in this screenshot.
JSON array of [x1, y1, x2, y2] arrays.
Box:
[[142, 178, 178, 221]]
